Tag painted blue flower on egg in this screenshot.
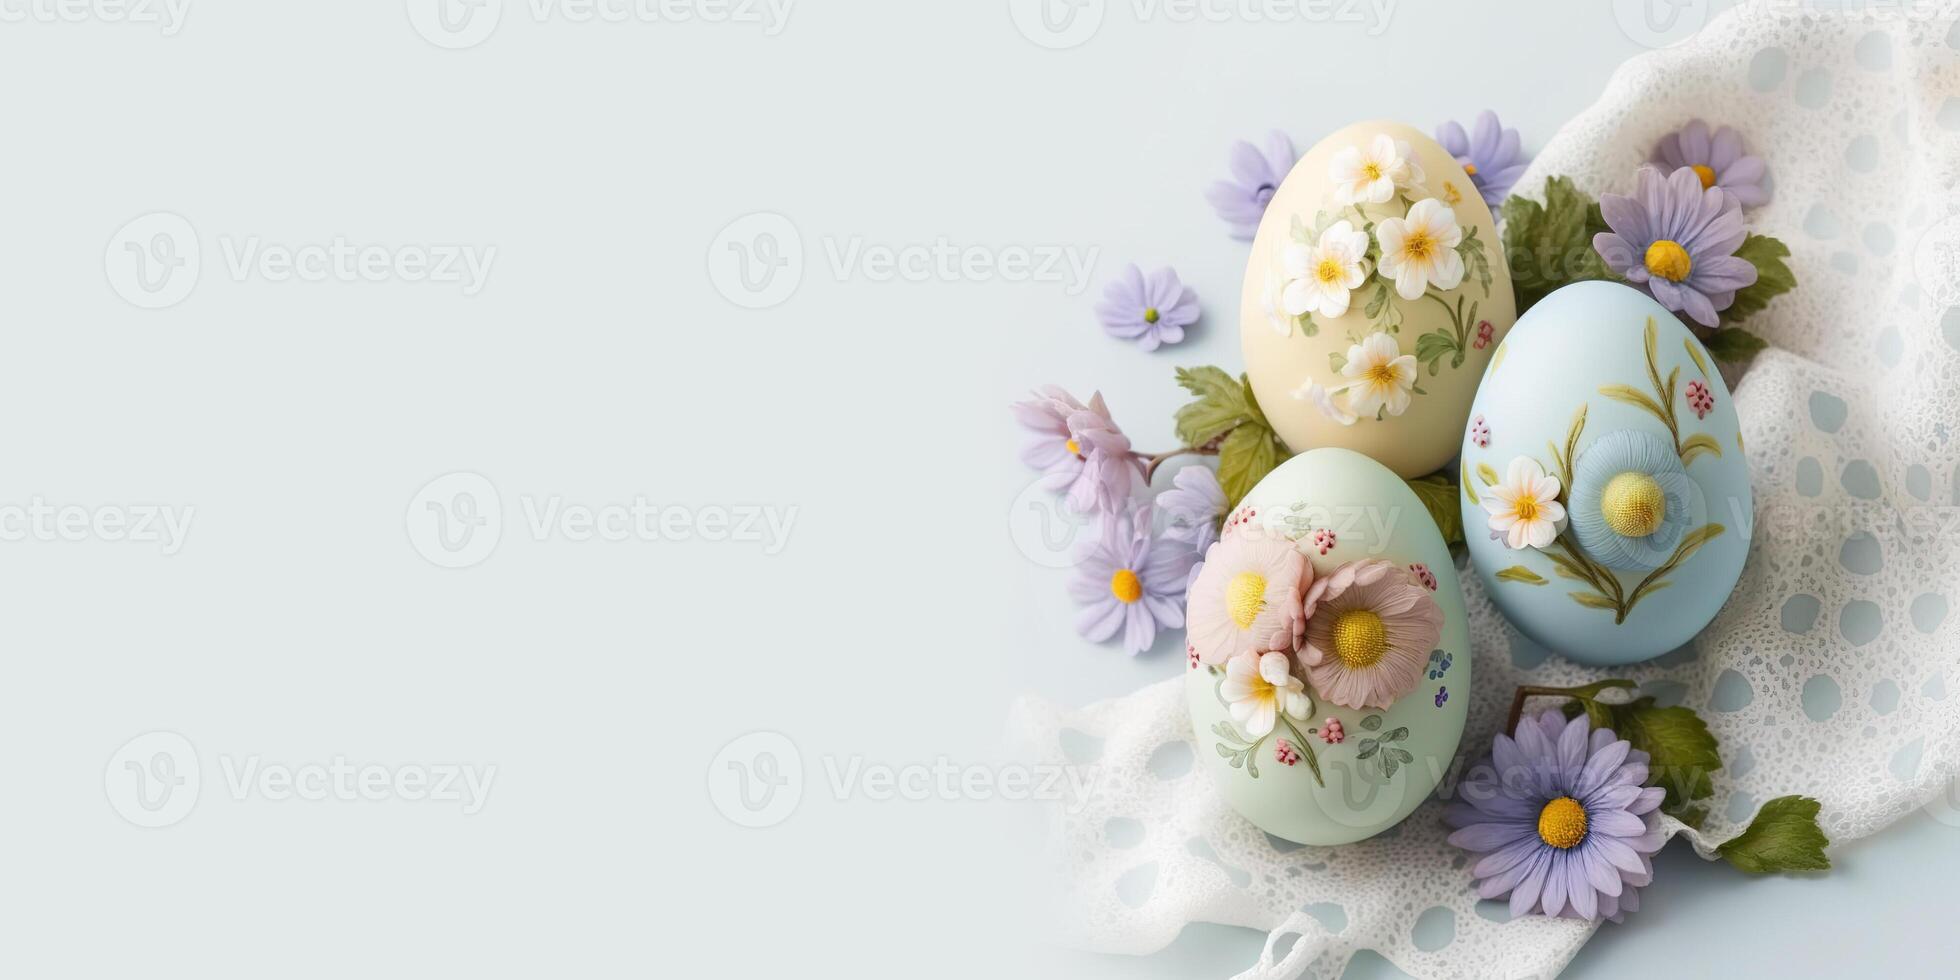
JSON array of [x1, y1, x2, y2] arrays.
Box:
[[1566, 430, 1696, 571]]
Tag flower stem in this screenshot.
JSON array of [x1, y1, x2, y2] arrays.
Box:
[[1278, 714, 1326, 787], [1504, 680, 1637, 735], [1138, 445, 1221, 482]]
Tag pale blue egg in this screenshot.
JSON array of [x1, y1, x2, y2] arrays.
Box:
[[1458, 282, 1752, 666]]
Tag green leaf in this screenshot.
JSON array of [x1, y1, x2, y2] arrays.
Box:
[[1570, 591, 1619, 611], [1405, 471, 1465, 548], [1719, 796, 1831, 873], [1702, 326, 1770, 362], [1238, 374, 1271, 429], [1356, 740, 1379, 760], [1719, 235, 1796, 327], [1500, 175, 1618, 311], [1475, 462, 1500, 487], [1414, 330, 1457, 376], [1680, 433, 1724, 465], [1328, 350, 1348, 374], [1217, 423, 1282, 510], [1495, 565, 1548, 585], [1595, 697, 1723, 810], [1363, 281, 1391, 319], [1173, 366, 1253, 447], [1598, 383, 1667, 421], [1359, 714, 1384, 732], [1457, 225, 1493, 295]]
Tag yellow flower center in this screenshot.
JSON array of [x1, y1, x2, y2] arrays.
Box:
[[1366, 362, 1399, 388], [1065, 438, 1081, 457], [1601, 471, 1666, 537], [1226, 572, 1267, 628], [1402, 230, 1434, 262], [1361, 162, 1383, 181], [1331, 609, 1387, 669], [1109, 568, 1142, 604], [1315, 257, 1345, 285], [1537, 796, 1588, 849], [1143, 307, 1160, 324], [1690, 164, 1716, 188], [1462, 162, 1479, 176], [1644, 239, 1693, 282], [1513, 496, 1540, 523]]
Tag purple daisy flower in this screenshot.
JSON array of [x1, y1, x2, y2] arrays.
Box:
[[1009, 387, 1143, 514], [1435, 111, 1528, 206], [1068, 504, 1198, 654], [1095, 264, 1199, 352], [1155, 464, 1225, 548], [1592, 166, 1759, 328], [1204, 130, 1296, 240], [1653, 119, 1770, 208], [1446, 711, 1666, 923]]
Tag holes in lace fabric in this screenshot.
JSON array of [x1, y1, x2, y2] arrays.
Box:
[[1840, 460, 1881, 499], [1104, 817, 1144, 849], [1870, 679, 1901, 716], [1907, 463, 1931, 499], [1795, 67, 1833, 108], [1795, 457, 1823, 497], [1808, 390, 1848, 432], [1840, 600, 1883, 646], [1146, 740, 1192, 779], [1781, 594, 1822, 633], [1840, 531, 1883, 575], [1114, 863, 1156, 908], [1748, 46, 1787, 90], [1412, 907, 1455, 952], [1910, 593, 1948, 633], [1186, 837, 1250, 888], [1801, 675, 1842, 721], [1710, 669, 1755, 712], [1855, 31, 1893, 71]]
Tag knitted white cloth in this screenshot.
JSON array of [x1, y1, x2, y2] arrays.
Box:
[[1009, 4, 1960, 977]]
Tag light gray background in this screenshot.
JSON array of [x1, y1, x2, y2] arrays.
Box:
[[5, 0, 1954, 977]]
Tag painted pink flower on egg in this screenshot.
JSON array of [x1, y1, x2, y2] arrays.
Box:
[[1686, 379, 1715, 419]]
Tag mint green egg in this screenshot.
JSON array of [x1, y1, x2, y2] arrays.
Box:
[[1185, 448, 1470, 846]]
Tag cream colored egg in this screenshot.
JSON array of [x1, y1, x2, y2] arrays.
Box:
[[1241, 120, 1515, 478]]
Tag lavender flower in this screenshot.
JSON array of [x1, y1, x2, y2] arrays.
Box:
[[1204, 131, 1296, 239], [1068, 505, 1198, 654], [1435, 111, 1528, 206], [1592, 166, 1758, 327], [1446, 711, 1666, 922], [1009, 387, 1143, 514], [1652, 119, 1770, 208], [1095, 264, 1199, 352], [1155, 464, 1225, 548]]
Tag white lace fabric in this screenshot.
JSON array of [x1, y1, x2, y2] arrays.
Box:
[[1009, 5, 1960, 977]]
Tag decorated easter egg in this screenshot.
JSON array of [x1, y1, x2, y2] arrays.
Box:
[[1184, 447, 1469, 845], [1459, 281, 1752, 666], [1241, 120, 1516, 478]]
